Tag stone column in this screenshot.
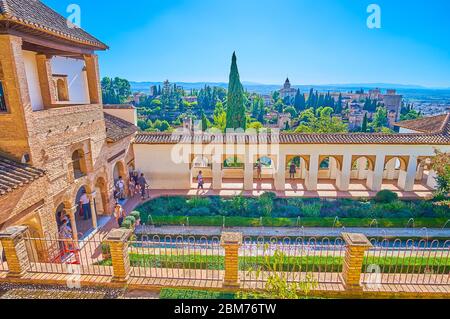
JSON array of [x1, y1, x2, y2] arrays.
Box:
[[244, 162, 254, 191], [336, 154, 352, 191], [274, 155, 286, 191], [341, 233, 372, 291], [83, 54, 102, 104], [398, 156, 418, 192], [221, 232, 243, 288], [67, 206, 79, 242], [88, 191, 98, 229], [367, 155, 385, 191], [0, 226, 30, 278], [305, 154, 319, 191], [427, 170, 438, 189], [212, 161, 222, 190], [105, 228, 133, 283], [35, 53, 56, 108]]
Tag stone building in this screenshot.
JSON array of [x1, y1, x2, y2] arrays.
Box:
[[279, 78, 297, 99], [383, 89, 403, 125], [0, 0, 137, 240]]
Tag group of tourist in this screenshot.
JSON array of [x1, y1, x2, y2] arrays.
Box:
[[114, 171, 149, 203]]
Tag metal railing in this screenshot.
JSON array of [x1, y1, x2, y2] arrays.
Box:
[[361, 238, 450, 286], [129, 235, 224, 281], [239, 237, 345, 289], [24, 233, 112, 277]]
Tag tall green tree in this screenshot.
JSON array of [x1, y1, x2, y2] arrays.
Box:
[[226, 52, 246, 130], [361, 113, 368, 132]]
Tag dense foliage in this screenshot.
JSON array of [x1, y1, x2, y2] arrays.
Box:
[[226, 52, 246, 130]]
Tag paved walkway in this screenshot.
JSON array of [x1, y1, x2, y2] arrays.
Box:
[[129, 179, 435, 200]]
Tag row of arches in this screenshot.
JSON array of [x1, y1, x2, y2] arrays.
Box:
[[189, 154, 435, 191]]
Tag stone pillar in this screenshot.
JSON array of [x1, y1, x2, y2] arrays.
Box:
[[67, 206, 79, 242], [0, 226, 30, 278], [105, 228, 133, 283], [336, 154, 352, 191], [305, 154, 319, 191], [274, 155, 286, 191], [427, 170, 438, 189], [367, 155, 385, 191], [221, 232, 243, 288], [35, 54, 56, 108], [341, 233, 372, 291], [88, 192, 98, 229], [398, 156, 418, 192], [212, 161, 222, 190], [244, 162, 254, 191], [83, 54, 102, 104]]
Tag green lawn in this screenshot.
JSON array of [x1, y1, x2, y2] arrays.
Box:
[[147, 215, 448, 228], [98, 253, 450, 274]]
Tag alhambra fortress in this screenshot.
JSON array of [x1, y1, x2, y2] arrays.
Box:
[[0, 0, 449, 242]]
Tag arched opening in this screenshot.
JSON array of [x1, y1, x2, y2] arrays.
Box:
[[113, 161, 128, 201], [56, 78, 69, 101], [416, 157, 436, 190], [74, 186, 95, 239], [222, 156, 245, 190], [383, 156, 407, 183], [0, 63, 8, 113], [72, 149, 87, 179], [191, 155, 212, 189], [318, 156, 341, 180]]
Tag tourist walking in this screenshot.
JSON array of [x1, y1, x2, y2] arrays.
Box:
[[114, 203, 126, 227], [79, 190, 92, 221], [115, 176, 125, 200], [256, 161, 262, 180], [129, 178, 136, 197], [137, 173, 148, 200], [289, 162, 297, 179], [197, 171, 204, 190]]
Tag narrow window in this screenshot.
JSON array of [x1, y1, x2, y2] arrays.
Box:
[[0, 80, 7, 112]]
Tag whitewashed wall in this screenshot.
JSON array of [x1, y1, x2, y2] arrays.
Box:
[[23, 50, 44, 111], [51, 56, 90, 104]]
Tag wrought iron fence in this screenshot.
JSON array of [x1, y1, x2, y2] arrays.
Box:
[[24, 233, 113, 277], [361, 238, 450, 286], [239, 237, 345, 289], [129, 235, 224, 281]]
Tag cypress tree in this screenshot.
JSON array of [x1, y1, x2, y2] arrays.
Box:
[[361, 113, 368, 132], [226, 52, 246, 130]]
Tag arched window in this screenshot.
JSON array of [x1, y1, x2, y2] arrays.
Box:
[[319, 157, 330, 170], [223, 156, 244, 168], [0, 79, 8, 112], [53, 75, 69, 102], [72, 149, 87, 179], [257, 156, 273, 168]]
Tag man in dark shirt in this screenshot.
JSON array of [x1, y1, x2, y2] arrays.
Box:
[[137, 173, 148, 200]]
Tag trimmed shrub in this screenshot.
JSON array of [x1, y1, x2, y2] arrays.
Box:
[[300, 203, 322, 218], [130, 211, 140, 221], [125, 215, 136, 225], [121, 219, 133, 229], [374, 190, 399, 204]]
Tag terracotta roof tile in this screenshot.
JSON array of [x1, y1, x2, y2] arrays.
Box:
[[394, 113, 449, 133], [135, 114, 450, 145], [0, 0, 108, 49], [104, 113, 138, 143], [0, 155, 45, 197]]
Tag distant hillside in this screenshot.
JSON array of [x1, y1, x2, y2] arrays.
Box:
[[130, 81, 450, 102]]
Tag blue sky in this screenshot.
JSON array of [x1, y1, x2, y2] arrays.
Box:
[[43, 0, 450, 87]]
